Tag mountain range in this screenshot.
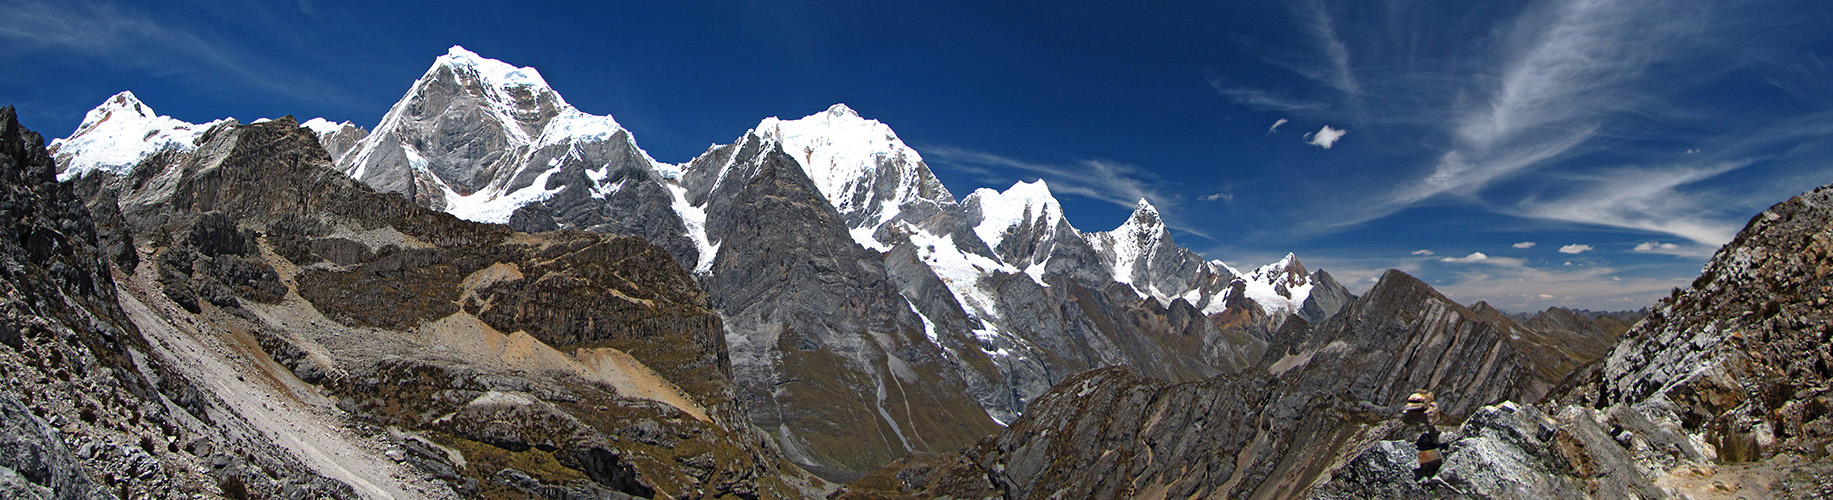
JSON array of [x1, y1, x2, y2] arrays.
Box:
[[4, 44, 1825, 499], [48, 46, 1347, 482]]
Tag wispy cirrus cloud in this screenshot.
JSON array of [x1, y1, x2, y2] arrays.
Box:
[[1320, 0, 1730, 231], [1208, 79, 1329, 113], [1515, 159, 1753, 247], [0, 0, 351, 106], [1292, 0, 1360, 101]]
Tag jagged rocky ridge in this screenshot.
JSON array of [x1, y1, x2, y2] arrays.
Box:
[[847, 268, 1619, 498], [1306, 184, 1833, 498], [46, 47, 1356, 480]]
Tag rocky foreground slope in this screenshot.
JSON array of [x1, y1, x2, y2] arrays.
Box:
[[2, 107, 390, 498], [1305, 184, 1833, 499], [4, 109, 848, 497]]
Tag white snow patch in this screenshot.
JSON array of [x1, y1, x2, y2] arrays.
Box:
[[903, 222, 1022, 335], [664, 181, 719, 274], [444, 167, 564, 224], [299, 117, 348, 136], [907, 299, 940, 344]]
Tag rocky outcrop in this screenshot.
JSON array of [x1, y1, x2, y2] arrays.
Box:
[[1595, 186, 1833, 462], [0, 106, 123, 498], [1306, 401, 1666, 499]]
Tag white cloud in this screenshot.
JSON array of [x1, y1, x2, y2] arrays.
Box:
[[1268, 118, 1289, 134], [1512, 241, 1536, 249], [1305, 125, 1348, 149], [1411, 249, 1435, 256], [1442, 252, 1489, 263], [1633, 241, 1678, 252], [1629, 240, 1716, 257], [1558, 244, 1593, 254], [1434, 261, 1687, 311], [1200, 192, 1232, 202]]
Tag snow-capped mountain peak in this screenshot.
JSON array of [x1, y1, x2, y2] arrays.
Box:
[[824, 102, 860, 118], [753, 104, 924, 199], [48, 91, 228, 182], [1126, 198, 1164, 228], [1248, 252, 1308, 287], [338, 45, 666, 229], [968, 179, 1066, 252], [1224, 253, 1316, 320], [74, 91, 152, 136], [435, 45, 565, 106], [746, 104, 956, 251]]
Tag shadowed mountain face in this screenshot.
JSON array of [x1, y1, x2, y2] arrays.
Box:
[[71, 117, 827, 498], [689, 136, 1001, 480]]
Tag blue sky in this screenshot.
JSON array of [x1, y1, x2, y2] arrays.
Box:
[[5, 0, 1832, 311]]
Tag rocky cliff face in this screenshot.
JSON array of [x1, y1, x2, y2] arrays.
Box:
[[72, 116, 831, 498], [680, 133, 1000, 481]]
